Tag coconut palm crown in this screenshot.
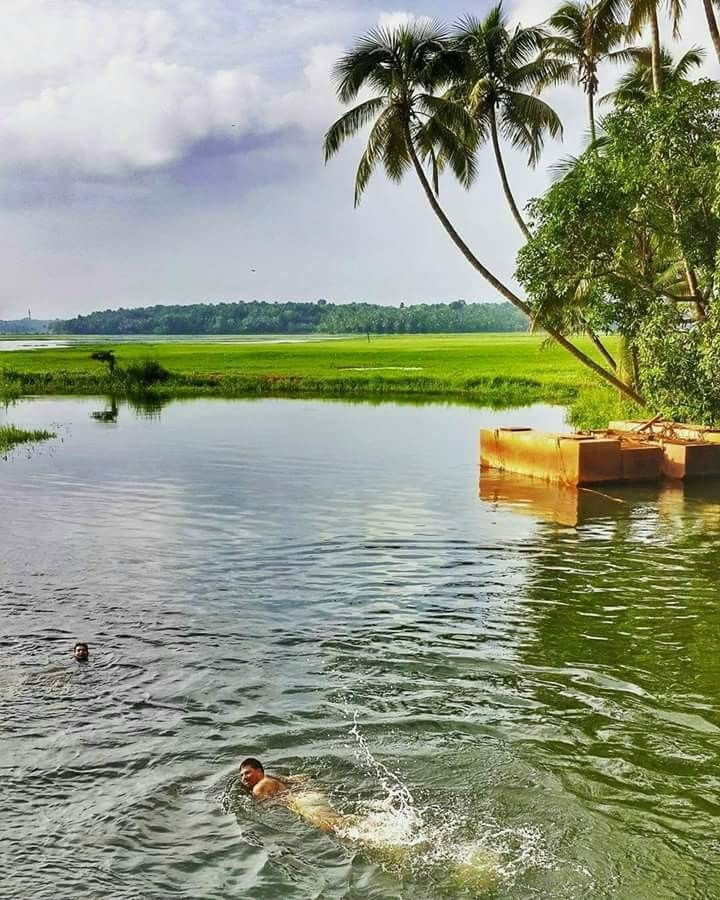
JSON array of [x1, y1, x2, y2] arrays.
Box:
[[601, 45, 704, 105], [450, 4, 565, 238], [626, 0, 686, 92], [452, 6, 563, 166], [323, 21, 477, 207], [546, 0, 631, 141]]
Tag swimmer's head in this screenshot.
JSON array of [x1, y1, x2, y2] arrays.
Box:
[[73, 642, 89, 662], [240, 757, 264, 790]]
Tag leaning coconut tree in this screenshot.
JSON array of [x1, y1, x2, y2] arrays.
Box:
[[450, 5, 564, 240], [323, 20, 643, 402]]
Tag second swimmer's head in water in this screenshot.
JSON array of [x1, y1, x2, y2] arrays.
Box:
[[73, 642, 89, 662]]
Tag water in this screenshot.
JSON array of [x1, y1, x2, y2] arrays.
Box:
[[0, 334, 350, 350], [0, 340, 72, 351], [1, 396, 719, 899]]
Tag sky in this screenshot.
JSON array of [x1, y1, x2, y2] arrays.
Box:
[[1, 0, 718, 319]]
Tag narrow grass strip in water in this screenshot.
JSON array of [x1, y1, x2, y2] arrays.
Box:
[[0, 425, 54, 453]]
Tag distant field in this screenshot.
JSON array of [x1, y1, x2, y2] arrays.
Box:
[[0, 332, 612, 383], [0, 333, 632, 423]]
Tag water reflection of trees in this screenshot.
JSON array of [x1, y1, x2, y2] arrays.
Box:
[[487, 477, 720, 855], [90, 393, 169, 424], [502, 477, 720, 702]]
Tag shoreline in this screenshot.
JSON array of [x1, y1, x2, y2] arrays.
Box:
[[0, 334, 641, 428], [0, 369, 578, 407]]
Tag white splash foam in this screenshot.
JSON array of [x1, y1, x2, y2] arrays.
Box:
[[341, 708, 560, 889]]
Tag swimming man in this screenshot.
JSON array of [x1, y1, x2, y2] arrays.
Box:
[[237, 755, 497, 887], [239, 758, 289, 799], [240, 757, 346, 831]]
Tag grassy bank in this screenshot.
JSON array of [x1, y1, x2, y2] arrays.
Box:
[[0, 333, 642, 425], [0, 425, 54, 453]]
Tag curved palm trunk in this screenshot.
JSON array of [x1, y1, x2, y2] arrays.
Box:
[[702, 0, 720, 62], [588, 329, 617, 371], [650, 6, 662, 93], [404, 128, 645, 405], [489, 108, 531, 241]]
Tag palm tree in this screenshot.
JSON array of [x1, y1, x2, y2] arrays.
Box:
[[546, 0, 630, 142], [601, 45, 704, 104], [323, 21, 644, 403], [702, 0, 720, 62], [626, 0, 685, 93], [451, 6, 564, 240]]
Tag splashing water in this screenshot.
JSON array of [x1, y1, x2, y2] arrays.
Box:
[[335, 711, 560, 893]]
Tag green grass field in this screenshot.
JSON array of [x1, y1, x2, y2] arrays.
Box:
[[0, 333, 637, 424]]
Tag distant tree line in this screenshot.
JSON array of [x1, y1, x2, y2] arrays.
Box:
[[0, 319, 51, 334], [51, 300, 528, 335]]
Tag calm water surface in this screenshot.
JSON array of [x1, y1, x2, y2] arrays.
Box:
[[1, 397, 719, 899]]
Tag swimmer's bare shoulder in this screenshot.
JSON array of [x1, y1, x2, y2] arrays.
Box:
[[251, 775, 288, 799]]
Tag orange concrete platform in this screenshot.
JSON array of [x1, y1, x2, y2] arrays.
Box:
[[620, 442, 664, 481], [480, 422, 720, 485], [661, 441, 720, 479], [480, 428, 623, 486]]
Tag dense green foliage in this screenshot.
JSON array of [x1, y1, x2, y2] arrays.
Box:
[[517, 81, 720, 422], [52, 300, 527, 336]]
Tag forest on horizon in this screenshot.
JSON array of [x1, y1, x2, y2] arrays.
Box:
[[46, 299, 528, 335]]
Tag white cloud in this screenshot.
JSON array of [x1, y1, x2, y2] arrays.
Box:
[[0, 0, 353, 179], [377, 10, 433, 30], [0, 0, 719, 318], [4, 59, 262, 176]]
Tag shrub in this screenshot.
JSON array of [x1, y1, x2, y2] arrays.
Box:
[[90, 350, 116, 373], [123, 359, 171, 387]]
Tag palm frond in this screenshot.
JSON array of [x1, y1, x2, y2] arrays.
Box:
[[382, 113, 412, 183], [601, 44, 704, 106], [418, 93, 479, 145], [501, 92, 563, 165], [323, 97, 387, 161], [333, 37, 394, 103], [415, 117, 477, 188], [353, 107, 394, 206], [550, 153, 582, 180]]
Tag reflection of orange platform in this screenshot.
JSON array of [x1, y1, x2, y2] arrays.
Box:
[[480, 470, 720, 526], [479, 470, 624, 526], [480, 424, 720, 485]]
